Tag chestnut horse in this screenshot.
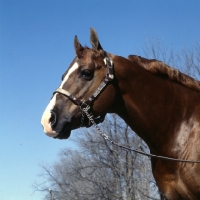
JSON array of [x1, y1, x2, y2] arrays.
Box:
[[41, 28, 200, 199]]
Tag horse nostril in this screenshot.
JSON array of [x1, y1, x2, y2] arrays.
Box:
[[50, 110, 57, 128]]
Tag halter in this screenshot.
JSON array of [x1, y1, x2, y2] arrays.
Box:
[[53, 56, 114, 129]]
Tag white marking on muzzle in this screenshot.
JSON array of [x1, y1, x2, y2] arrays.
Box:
[[41, 94, 58, 137], [41, 62, 79, 137]]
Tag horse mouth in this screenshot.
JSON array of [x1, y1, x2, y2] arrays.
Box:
[[53, 121, 71, 139]]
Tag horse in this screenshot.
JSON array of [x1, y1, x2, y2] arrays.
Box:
[[41, 28, 200, 199]]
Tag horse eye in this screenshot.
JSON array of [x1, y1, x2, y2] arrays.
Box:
[[80, 69, 93, 80]]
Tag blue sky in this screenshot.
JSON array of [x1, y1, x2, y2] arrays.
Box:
[[0, 1, 200, 199]]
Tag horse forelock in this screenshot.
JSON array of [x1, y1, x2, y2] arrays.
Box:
[[128, 55, 200, 92]]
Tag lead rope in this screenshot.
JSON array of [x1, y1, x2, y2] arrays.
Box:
[[81, 106, 200, 163], [82, 105, 109, 140]]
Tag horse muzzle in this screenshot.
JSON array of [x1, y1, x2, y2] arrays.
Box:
[[41, 109, 71, 139]]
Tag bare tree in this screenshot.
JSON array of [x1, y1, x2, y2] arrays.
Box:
[[143, 37, 179, 67], [180, 43, 200, 78], [33, 114, 160, 200], [143, 37, 200, 79]]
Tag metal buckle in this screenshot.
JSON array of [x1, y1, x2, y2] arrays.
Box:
[[80, 102, 90, 111]]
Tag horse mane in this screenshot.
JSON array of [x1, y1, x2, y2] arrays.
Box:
[[128, 55, 200, 92]]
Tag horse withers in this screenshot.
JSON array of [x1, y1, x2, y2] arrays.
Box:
[[41, 28, 200, 199]]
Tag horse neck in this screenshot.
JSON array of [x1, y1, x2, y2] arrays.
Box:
[[111, 55, 198, 152]]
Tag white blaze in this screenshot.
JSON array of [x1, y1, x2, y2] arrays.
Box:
[[41, 62, 79, 137], [60, 62, 79, 88]]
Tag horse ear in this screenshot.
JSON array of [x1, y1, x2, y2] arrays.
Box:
[[90, 28, 103, 51], [74, 35, 83, 58]]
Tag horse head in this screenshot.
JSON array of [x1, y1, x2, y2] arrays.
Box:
[[41, 28, 117, 139]]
